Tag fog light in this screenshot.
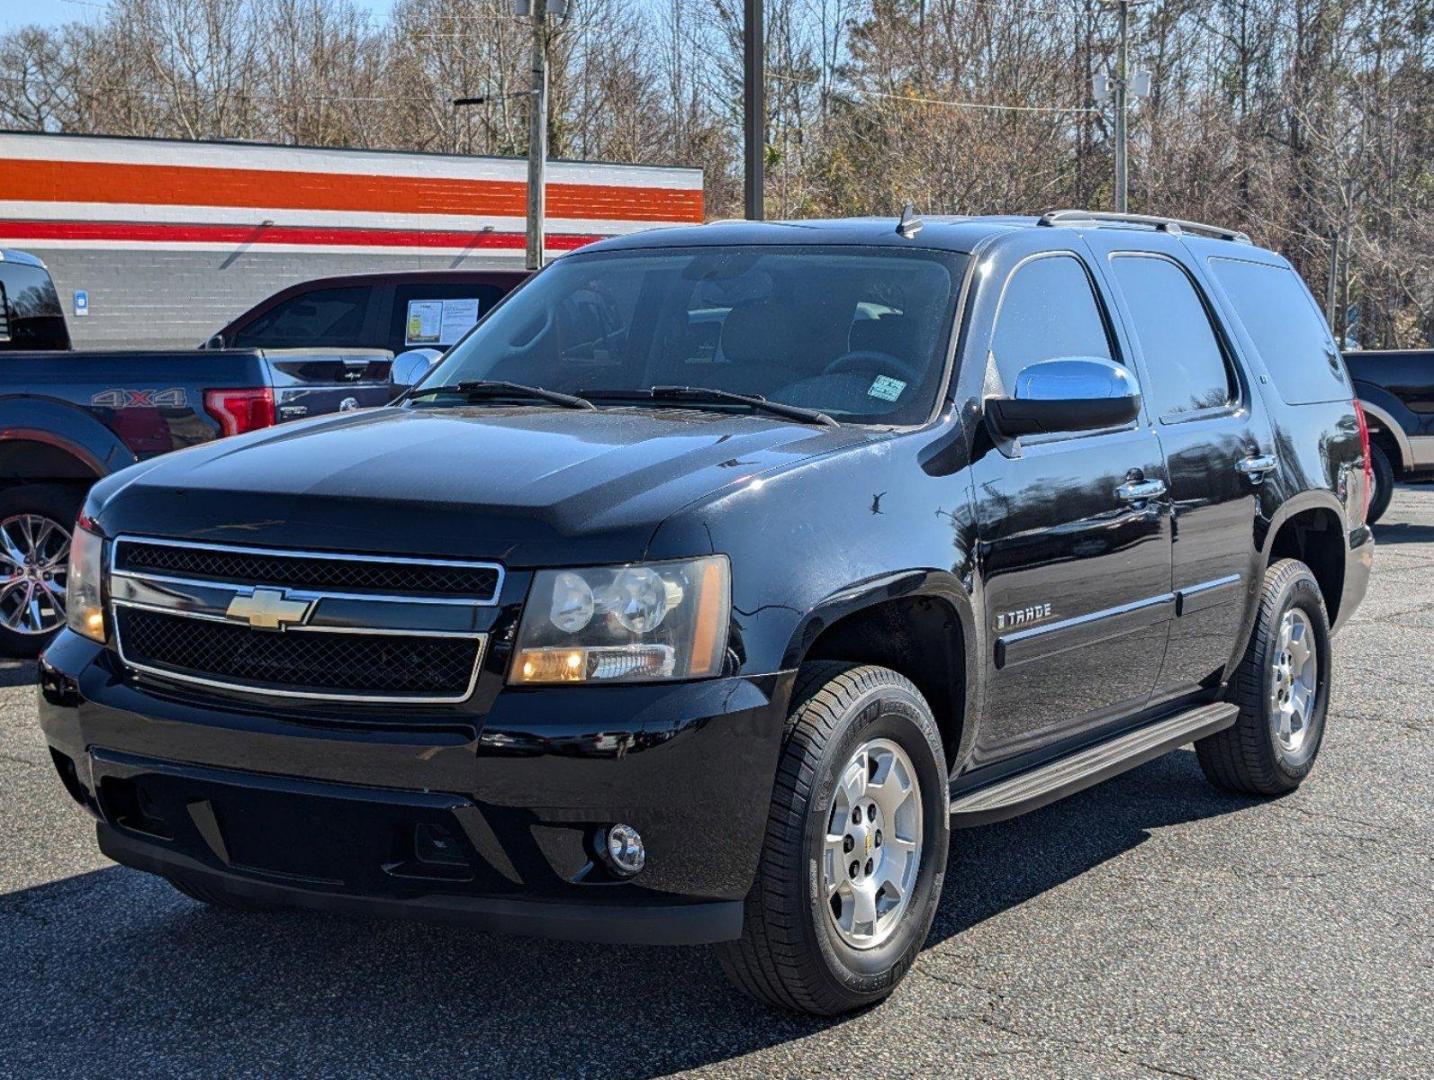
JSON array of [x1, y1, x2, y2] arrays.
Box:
[[601, 823, 645, 876]]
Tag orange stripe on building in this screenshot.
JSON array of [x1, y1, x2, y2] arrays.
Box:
[[2, 159, 704, 223]]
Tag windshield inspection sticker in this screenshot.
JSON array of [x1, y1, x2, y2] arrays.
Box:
[[868, 375, 907, 402]]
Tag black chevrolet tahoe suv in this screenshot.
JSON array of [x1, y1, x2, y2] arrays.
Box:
[[37, 210, 1375, 1016]]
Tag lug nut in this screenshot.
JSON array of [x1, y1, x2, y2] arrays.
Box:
[[849, 861, 860, 880], [864, 858, 874, 875], [875, 830, 883, 847], [843, 835, 854, 853], [867, 804, 876, 822], [852, 808, 861, 825]]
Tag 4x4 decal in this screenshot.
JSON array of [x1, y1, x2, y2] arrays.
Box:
[[91, 388, 187, 409]]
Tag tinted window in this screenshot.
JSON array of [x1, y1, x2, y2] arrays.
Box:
[[391, 282, 506, 353], [991, 255, 1114, 390], [1209, 257, 1348, 405], [1111, 255, 1233, 417], [0, 262, 69, 350], [232, 286, 369, 349], [420, 246, 964, 426]]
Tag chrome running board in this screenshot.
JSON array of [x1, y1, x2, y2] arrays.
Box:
[[950, 702, 1238, 827]]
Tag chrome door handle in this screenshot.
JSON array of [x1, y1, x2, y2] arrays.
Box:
[[1237, 454, 1277, 481], [1117, 478, 1166, 503]]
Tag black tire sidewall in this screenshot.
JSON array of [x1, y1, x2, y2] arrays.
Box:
[[1257, 569, 1332, 780], [0, 484, 85, 657], [801, 679, 949, 995], [1367, 442, 1394, 524]]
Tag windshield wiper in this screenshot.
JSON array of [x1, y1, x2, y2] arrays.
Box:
[[580, 386, 839, 427], [406, 380, 595, 410]]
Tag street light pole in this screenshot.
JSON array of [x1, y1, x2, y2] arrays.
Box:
[[743, 0, 764, 220], [526, 0, 549, 269]]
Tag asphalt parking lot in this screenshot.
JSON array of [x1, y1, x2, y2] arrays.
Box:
[[2, 488, 1430, 1079]]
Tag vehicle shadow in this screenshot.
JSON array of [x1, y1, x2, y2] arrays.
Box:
[[1371, 521, 1434, 546], [2, 750, 1256, 1077], [0, 659, 37, 688]]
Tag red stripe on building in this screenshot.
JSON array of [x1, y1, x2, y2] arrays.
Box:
[[0, 220, 606, 250], [2, 159, 704, 223]]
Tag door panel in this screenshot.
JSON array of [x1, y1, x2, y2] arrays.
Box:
[[972, 428, 1172, 763], [966, 240, 1173, 767], [1087, 233, 1276, 699]]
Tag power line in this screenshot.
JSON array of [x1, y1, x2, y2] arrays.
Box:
[[767, 72, 1093, 115]]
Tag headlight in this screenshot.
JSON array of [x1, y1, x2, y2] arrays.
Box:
[[511, 556, 730, 684], [65, 517, 106, 643]]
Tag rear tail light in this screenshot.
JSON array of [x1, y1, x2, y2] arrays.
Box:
[[1352, 398, 1373, 524], [204, 387, 275, 437]]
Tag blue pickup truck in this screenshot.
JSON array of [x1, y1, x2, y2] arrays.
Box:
[[0, 249, 402, 655], [1345, 349, 1434, 523]]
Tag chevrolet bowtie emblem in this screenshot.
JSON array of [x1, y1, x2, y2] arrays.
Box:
[[226, 588, 312, 630]]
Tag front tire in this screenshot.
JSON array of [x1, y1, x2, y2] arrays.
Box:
[[718, 662, 950, 1015], [1196, 559, 1332, 796]]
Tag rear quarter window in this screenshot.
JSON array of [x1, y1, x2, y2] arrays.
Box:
[[1208, 257, 1348, 405]]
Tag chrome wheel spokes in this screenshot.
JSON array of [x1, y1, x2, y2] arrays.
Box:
[[1269, 608, 1318, 754], [0, 513, 71, 635], [821, 737, 923, 950]]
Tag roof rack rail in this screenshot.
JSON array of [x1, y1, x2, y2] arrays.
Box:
[[1036, 209, 1251, 244]]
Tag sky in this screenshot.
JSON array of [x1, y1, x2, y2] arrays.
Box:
[[0, 0, 397, 33]]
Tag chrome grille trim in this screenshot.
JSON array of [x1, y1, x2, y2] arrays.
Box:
[[112, 535, 505, 604], [108, 535, 500, 704]]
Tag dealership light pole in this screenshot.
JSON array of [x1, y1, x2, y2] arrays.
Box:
[[524, 0, 549, 269], [743, 0, 764, 220]]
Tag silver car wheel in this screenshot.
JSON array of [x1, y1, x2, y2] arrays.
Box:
[[1269, 608, 1317, 755], [0, 513, 70, 635], [821, 737, 923, 950]]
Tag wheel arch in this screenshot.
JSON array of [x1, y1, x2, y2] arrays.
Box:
[[1262, 495, 1346, 625], [1355, 393, 1410, 472], [783, 569, 979, 772]]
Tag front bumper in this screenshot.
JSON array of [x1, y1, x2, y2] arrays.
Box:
[[38, 632, 793, 945]]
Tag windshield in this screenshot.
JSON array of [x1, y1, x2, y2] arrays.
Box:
[[412, 245, 967, 425]]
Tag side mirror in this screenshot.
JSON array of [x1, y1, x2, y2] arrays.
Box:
[[390, 348, 443, 393], [202, 333, 225, 350], [986, 357, 1141, 437]]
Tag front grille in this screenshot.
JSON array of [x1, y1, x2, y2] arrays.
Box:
[[117, 608, 482, 701], [115, 540, 500, 601]]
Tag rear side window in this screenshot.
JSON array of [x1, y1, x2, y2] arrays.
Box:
[[991, 254, 1116, 391], [1208, 257, 1348, 405], [1110, 255, 1234, 418], [232, 286, 370, 350], [0, 262, 69, 350]]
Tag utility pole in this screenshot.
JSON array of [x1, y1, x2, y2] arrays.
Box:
[[1095, 1, 1148, 213], [743, 0, 764, 220], [526, 0, 549, 269], [1113, 0, 1129, 212]]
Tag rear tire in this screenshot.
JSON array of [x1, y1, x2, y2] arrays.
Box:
[[1366, 442, 1394, 524], [1196, 559, 1331, 796], [717, 662, 950, 1015], [0, 484, 84, 658]]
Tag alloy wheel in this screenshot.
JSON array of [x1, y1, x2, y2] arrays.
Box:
[[821, 737, 923, 950], [0, 513, 70, 635], [1269, 608, 1317, 755]]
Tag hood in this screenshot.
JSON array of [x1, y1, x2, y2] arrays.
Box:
[[90, 405, 872, 566]]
